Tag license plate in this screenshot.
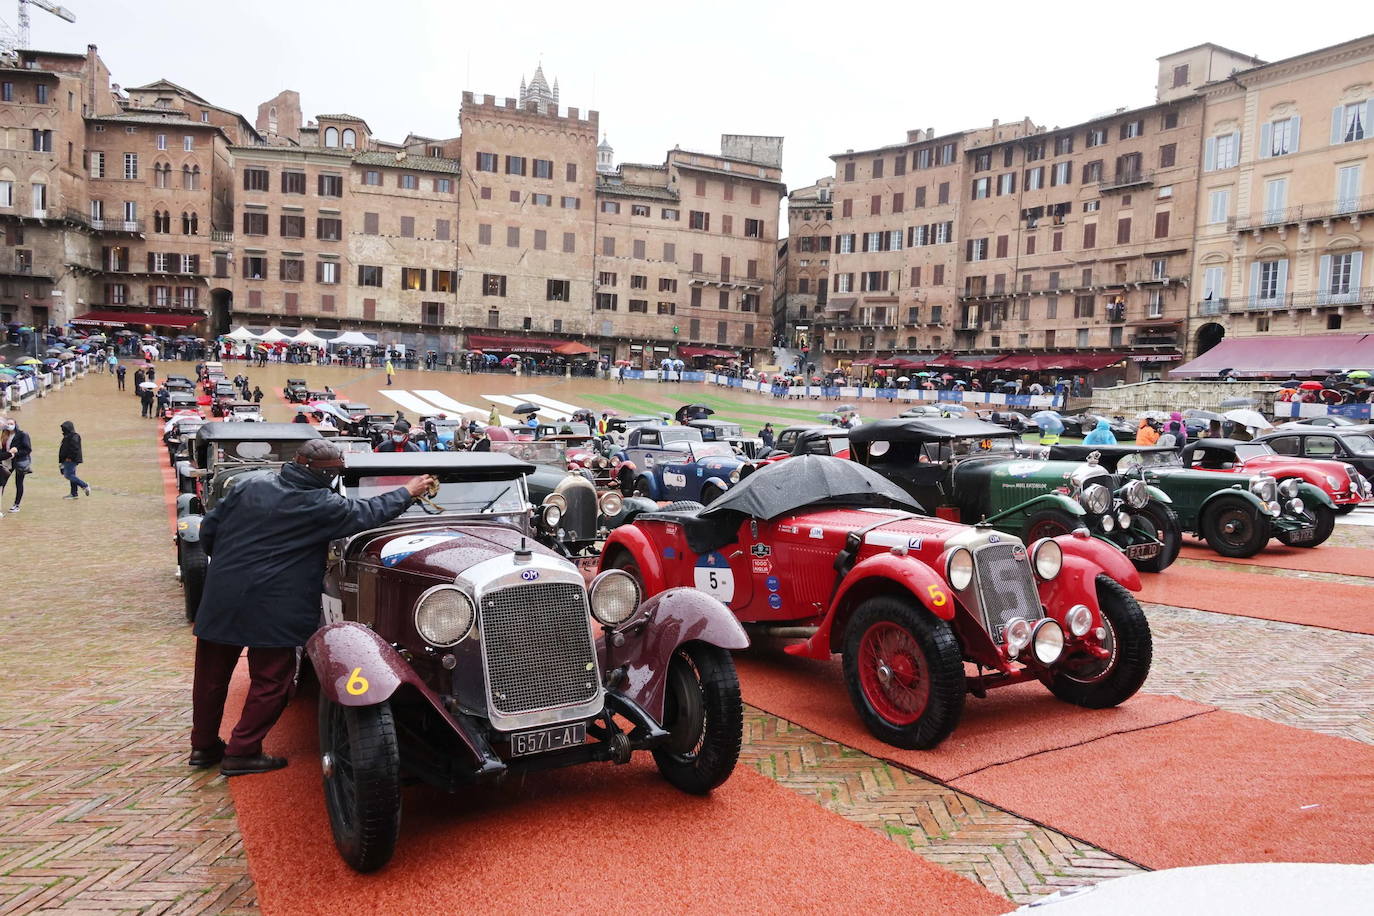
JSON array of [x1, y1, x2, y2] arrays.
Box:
[[509, 722, 586, 758], [1288, 526, 1315, 543], [1126, 543, 1160, 559], [575, 556, 600, 572]]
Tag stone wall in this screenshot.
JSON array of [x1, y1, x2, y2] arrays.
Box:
[[1088, 379, 1275, 413]]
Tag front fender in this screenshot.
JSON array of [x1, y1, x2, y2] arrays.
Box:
[[1297, 481, 1335, 509], [175, 491, 202, 518], [986, 492, 1084, 526], [606, 587, 749, 721], [176, 513, 203, 543], [701, 474, 733, 494], [1047, 531, 1142, 593], [609, 496, 659, 527], [1200, 486, 1268, 516], [1145, 484, 1172, 504], [600, 525, 668, 597]]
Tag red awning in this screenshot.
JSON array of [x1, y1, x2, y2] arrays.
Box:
[[1170, 333, 1374, 379], [465, 334, 593, 355], [71, 310, 205, 329], [677, 345, 740, 359]]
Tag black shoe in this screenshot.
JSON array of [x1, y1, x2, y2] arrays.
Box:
[[188, 739, 226, 768], [220, 753, 287, 776]]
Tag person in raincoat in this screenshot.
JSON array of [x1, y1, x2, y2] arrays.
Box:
[[1161, 411, 1188, 448], [384, 356, 396, 386], [488, 405, 500, 427], [1082, 419, 1117, 446], [1136, 418, 1161, 445]]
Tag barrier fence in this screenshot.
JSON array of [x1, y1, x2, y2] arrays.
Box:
[[2, 355, 91, 411]]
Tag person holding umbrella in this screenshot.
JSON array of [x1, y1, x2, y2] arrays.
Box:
[[139, 381, 156, 418]]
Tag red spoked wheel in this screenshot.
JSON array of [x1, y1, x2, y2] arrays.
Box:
[[856, 622, 929, 725]]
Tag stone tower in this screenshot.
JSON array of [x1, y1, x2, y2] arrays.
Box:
[[596, 133, 615, 173]]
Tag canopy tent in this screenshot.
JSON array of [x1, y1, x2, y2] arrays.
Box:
[[291, 329, 329, 346], [677, 345, 740, 359], [70, 310, 204, 329], [256, 327, 291, 343], [224, 326, 260, 342], [1169, 333, 1374, 379], [330, 330, 381, 347]]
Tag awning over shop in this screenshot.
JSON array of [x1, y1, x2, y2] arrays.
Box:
[[465, 334, 592, 355], [824, 298, 856, 313], [677, 345, 740, 359], [1169, 333, 1374, 379], [71, 310, 205, 329], [992, 352, 1127, 372]]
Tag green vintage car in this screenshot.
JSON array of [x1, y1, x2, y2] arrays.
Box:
[[1047, 444, 1328, 556], [847, 418, 1182, 572]]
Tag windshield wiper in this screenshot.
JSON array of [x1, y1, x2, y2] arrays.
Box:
[[479, 484, 513, 512]]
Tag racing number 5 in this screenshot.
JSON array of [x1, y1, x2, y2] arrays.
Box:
[[926, 584, 949, 607]]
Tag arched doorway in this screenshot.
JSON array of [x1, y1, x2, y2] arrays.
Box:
[[210, 288, 232, 336], [1195, 322, 1224, 357]]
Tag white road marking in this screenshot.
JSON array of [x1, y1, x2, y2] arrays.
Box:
[[377, 389, 441, 414], [413, 390, 512, 425], [1336, 508, 1374, 527], [516, 393, 580, 417]]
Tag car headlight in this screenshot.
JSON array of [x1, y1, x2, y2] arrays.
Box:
[[1120, 478, 1149, 509], [1005, 617, 1032, 656], [1286, 497, 1305, 515], [729, 468, 740, 484], [1080, 483, 1111, 514], [1324, 475, 1341, 491], [1066, 604, 1093, 637], [1031, 618, 1065, 665], [599, 490, 623, 517], [1100, 513, 1115, 533], [1250, 477, 1277, 503], [589, 569, 641, 627], [1031, 539, 1061, 580], [946, 547, 974, 591], [1117, 510, 1131, 530], [1266, 500, 1281, 516], [1278, 478, 1300, 498], [414, 586, 475, 647], [541, 503, 563, 528]]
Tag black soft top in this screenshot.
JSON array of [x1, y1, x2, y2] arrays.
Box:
[[849, 417, 1016, 443], [701, 454, 919, 520], [197, 423, 322, 442]]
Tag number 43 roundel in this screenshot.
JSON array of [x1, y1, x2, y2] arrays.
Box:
[[693, 551, 735, 602]]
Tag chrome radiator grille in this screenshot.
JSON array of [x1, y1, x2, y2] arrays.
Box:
[[973, 542, 1043, 639], [480, 581, 598, 717]]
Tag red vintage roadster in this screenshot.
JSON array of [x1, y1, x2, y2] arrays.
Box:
[[599, 456, 1152, 749]]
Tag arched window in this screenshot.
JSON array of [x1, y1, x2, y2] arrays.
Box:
[[154, 162, 170, 189], [181, 211, 190, 235], [190, 212, 198, 235], [342, 128, 356, 149], [324, 126, 338, 147]]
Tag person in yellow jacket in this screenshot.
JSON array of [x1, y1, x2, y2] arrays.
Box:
[[384, 356, 396, 386]]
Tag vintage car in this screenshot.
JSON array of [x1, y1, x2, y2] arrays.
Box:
[[613, 424, 703, 494], [603, 414, 666, 446], [849, 419, 1181, 572], [616, 426, 750, 504], [975, 409, 1035, 433], [1181, 438, 1369, 523], [417, 416, 469, 451], [1274, 416, 1368, 429], [1048, 444, 1324, 555], [1257, 427, 1374, 490], [753, 425, 851, 463], [163, 375, 196, 392], [686, 418, 764, 458], [310, 451, 747, 871], [226, 402, 265, 423], [306, 388, 337, 402], [284, 378, 311, 402], [600, 456, 1151, 750], [210, 385, 241, 417], [161, 389, 202, 419], [164, 413, 207, 473], [900, 404, 970, 419], [175, 423, 323, 619]]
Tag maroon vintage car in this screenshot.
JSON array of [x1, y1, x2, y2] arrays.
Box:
[[600, 456, 1152, 751], [308, 451, 747, 872]]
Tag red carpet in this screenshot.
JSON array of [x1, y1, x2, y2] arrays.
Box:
[[1178, 542, 1374, 577], [1137, 565, 1374, 634], [950, 710, 1374, 869], [736, 651, 1211, 781], [222, 675, 1008, 915]]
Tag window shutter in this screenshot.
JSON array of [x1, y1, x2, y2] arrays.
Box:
[[965, 239, 973, 260], [1259, 122, 1272, 159], [1318, 254, 1332, 295], [1352, 252, 1365, 290], [1367, 101, 1374, 139], [1290, 116, 1301, 153], [189, 255, 199, 274], [1276, 259, 1289, 300], [357, 265, 365, 285], [316, 261, 323, 282], [1249, 262, 1261, 303], [1332, 106, 1346, 144], [1203, 136, 1216, 171], [146, 253, 154, 272], [1227, 131, 1240, 167]]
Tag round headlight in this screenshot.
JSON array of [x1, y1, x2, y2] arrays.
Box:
[[1117, 510, 1131, 530], [729, 468, 740, 484], [946, 547, 974, 590], [1005, 617, 1032, 656], [1266, 500, 1281, 516], [545, 492, 568, 512], [1121, 478, 1149, 509], [599, 490, 623, 517], [1081, 483, 1111, 515], [1031, 618, 1065, 665], [1031, 539, 1062, 580], [589, 569, 641, 627], [1250, 477, 1277, 503], [1278, 478, 1301, 498], [1066, 604, 1093, 637], [542, 503, 563, 528], [1287, 497, 1305, 514], [414, 586, 475, 647], [1100, 513, 1115, 533]]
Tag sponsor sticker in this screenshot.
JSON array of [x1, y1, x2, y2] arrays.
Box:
[[664, 471, 687, 488], [908, 536, 924, 550], [751, 543, 772, 558], [752, 558, 772, 574], [766, 576, 780, 592], [379, 532, 463, 567], [693, 552, 735, 601], [809, 526, 824, 539], [778, 525, 799, 534], [665, 524, 679, 535], [663, 546, 677, 559], [1005, 460, 1046, 478], [768, 594, 783, 609]]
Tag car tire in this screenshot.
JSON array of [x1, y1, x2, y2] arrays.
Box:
[[631, 476, 654, 499], [318, 696, 401, 873], [1277, 503, 1336, 548], [699, 483, 725, 505], [1334, 504, 1358, 516], [1129, 501, 1182, 573], [1048, 575, 1152, 709], [1024, 507, 1082, 542], [653, 642, 743, 794], [841, 596, 964, 750], [1201, 495, 1271, 557], [661, 500, 705, 512], [180, 540, 208, 622]]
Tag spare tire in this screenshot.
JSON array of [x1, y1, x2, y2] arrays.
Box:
[[661, 500, 705, 512]]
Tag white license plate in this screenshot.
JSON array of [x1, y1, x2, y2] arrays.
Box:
[[509, 722, 586, 758]]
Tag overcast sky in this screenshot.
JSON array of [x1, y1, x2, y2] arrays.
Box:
[[12, 1, 1362, 191]]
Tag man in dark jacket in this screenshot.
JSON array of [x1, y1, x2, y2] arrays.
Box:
[[58, 421, 90, 499], [189, 439, 436, 776], [375, 418, 420, 452]]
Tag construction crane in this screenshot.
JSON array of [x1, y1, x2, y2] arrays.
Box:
[[1, 0, 75, 56]]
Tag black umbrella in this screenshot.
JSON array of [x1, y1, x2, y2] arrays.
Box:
[[702, 455, 920, 521], [1184, 408, 1223, 422], [675, 404, 715, 423], [512, 402, 540, 415], [1219, 397, 1255, 408]]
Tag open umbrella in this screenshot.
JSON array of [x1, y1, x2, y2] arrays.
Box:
[[1219, 397, 1255, 408], [896, 376, 911, 383], [1184, 408, 1223, 422], [1223, 408, 1272, 430], [832, 404, 857, 413], [1347, 370, 1372, 379], [1135, 410, 1169, 421], [700, 455, 920, 521], [915, 371, 934, 377], [512, 402, 540, 415], [1298, 380, 1324, 390], [19, 357, 41, 365], [817, 413, 838, 422], [138, 381, 158, 390], [614, 359, 633, 367]]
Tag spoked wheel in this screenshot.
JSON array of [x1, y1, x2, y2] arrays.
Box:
[[1201, 496, 1270, 557], [318, 696, 401, 873], [652, 643, 743, 794], [1129, 501, 1182, 572], [1049, 575, 1152, 708], [1025, 508, 1082, 543], [179, 540, 208, 622], [1277, 503, 1336, 548], [841, 597, 964, 749]]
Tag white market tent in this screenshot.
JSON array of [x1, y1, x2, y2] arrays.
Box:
[[257, 327, 291, 343], [224, 326, 259, 342], [331, 330, 380, 347], [292, 329, 329, 346]]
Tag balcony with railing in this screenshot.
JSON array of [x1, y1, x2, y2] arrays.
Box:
[[1098, 169, 1154, 192], [1196, 298, 1229, 316], [1229, 194, 1374, 233], [210, 229, 234, 244]]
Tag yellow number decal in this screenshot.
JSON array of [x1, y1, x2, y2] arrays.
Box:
[[926, 584, 948, 607], [345, 667, 369, 696]]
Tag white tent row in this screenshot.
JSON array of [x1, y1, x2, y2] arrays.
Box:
[[292, 329, 329, 346], [224, 326, 259, 342], [331, 330, 380, 347]]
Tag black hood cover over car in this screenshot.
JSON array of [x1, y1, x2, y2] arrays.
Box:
[[700, 455, 920, 521]]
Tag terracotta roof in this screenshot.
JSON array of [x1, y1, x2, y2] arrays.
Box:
[[671, 160, 786, 190], [316, 113, 371, 127], [126, 79, 212, 105], [352, 151, 459, 174], [596, 181, 679, 202]]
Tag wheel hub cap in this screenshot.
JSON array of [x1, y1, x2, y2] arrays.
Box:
[[876, 662, 893, 687], [1223, 520, 1239, 534], [320, 752, 334, 778]]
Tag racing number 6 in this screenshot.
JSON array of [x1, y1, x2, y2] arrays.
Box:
[[345, 667, 369, 696], [926, 584, 948, 607]]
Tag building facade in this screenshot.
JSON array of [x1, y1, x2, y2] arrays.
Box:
[[774, 176, 833, 354]]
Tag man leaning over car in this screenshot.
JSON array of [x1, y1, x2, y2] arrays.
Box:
[[188, 438, 438, 777]]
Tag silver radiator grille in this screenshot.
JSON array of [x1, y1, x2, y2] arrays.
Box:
[[973, 542, 1044, 640], [480, 581, 598, 717]]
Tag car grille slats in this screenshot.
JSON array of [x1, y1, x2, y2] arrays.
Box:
[[480, 581, 598, 716], [973, 543, 1043, 636]]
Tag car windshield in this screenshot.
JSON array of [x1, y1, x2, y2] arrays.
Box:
[[1233, 443, 1274, 461], [213, 440, 304, 463], [489, 440, 567, 467], [804, 436, 849, 455], [1118, 450, 1183, 471], [1341, 434, 1374, 455], [550, 422, 594, 436], [688, 442, 737, 460], [661, 428, 702, 443], [950, 436, 1020, 457], [351, 475, 526, 516]]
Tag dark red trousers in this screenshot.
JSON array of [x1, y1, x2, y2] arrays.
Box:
[[191, 638, 296, 757]]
